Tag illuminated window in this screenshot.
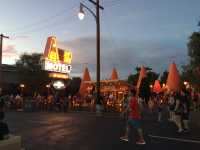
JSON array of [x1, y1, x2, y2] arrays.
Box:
[[64, 51, 72, 64], [49, 51, 58, 62]]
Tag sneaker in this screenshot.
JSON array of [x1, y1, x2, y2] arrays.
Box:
[[177, 129, 183, 133], [120, 136, 129, 142], [136, 139, 146, 145]]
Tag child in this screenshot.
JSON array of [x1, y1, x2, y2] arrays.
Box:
[[120, 89, 146, 145]]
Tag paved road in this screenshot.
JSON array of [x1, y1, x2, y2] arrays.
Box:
[[4, 111, 200, 150]]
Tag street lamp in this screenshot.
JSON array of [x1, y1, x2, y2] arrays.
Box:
[[46, 84, 50, 88], [162, 83, 166, 88], [78, 4, 85, 20], [184, 81, 188, 86], [20, 84, 25, 96], [78, 0, 104, 107], [20, 84, 25, 88], [46, 84, 50, 95]]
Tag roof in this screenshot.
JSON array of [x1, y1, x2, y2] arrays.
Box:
[[110, 68, 119, 80], [166, 62, 180, 91]]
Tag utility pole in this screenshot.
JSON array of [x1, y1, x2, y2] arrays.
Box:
[[78, 0, 104, 106], [96, 0, 101, 107], [0, 34, 9, 88]]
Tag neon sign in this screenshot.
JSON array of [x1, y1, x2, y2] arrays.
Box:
[[53, 81, 65, 90], [44, 60, 71, 74], [49, 73, 69, 79], [43, 36, 72, 74]]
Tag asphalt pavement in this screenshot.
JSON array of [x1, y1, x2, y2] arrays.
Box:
[[4, 111, 200, 150]]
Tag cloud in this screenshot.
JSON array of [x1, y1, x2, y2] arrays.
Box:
[[2, 44, 19, 64], [10, 35, 30, 40], [59, 36, 187, 79]]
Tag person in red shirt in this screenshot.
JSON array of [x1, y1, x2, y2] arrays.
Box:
[[120, 89, 146, 145]]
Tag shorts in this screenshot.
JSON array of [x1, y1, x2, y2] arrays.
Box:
[[128, 119, 141, 129]]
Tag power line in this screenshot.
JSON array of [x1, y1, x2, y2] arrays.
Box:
[[4, 0, 124, 37], [11, 7, 78, 35], [15, 15, 79, 36], [5, 0, 122, 36], [6, 2, 80, 34], [102, 0, 122, 7], [9, 10, 69, 33]]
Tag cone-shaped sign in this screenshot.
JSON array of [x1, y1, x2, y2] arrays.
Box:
[[153, 80, 161, 94], [79, 67, 91, 95], [166, 62, 180, 91], [110, 68, 119, 80], [136, 66, 147, 90], [82, 67, 91, 81], [44, 36, 59, 62]]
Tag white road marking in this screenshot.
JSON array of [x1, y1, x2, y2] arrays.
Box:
[[149, 134, 200, 144]]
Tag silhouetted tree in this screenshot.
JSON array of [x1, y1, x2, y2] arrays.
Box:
[[16, 53, 50, 95], [67, 77, 81, 96], [127, 74, 139, 85], [139, 77, 151, 102], [160, 70, 168, 84], [127, 67, 159, 101], [182, 21, 200, 90]]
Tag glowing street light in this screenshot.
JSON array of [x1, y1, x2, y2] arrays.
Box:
[[20, 84, 25, 96], [20, 84, 25, 88], [46, 84, 50, 88], [78, 4, 85, 20], [184, 81, 188, 85]]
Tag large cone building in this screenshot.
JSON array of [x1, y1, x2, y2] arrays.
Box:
[[166, 62, 180, 91], [153, 80, 161, 93], [79, 67, 92, 96], [110, 68, 119, 80]]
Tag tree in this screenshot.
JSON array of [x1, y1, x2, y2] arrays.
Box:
[[67, 77, 81, 96], [146, 71, 159, 85], [182, 22, 200, 89], [139, 77, 151, 102], [127, 67, 156, 86], [16, 53, 50, 95], [127, 74, 139, 85], [127, 67, 159, 101], [160, 70, 168, 84]]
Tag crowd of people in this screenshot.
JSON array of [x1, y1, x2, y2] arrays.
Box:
[[119, 88, 200, 145], [1, 92, 124, 113], [147, 89, 200, 132], [1, 87, 200, 144], [2, 94, 75, 112]]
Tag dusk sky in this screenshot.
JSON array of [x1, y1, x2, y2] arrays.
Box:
[[0, 0, 200, 79]]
